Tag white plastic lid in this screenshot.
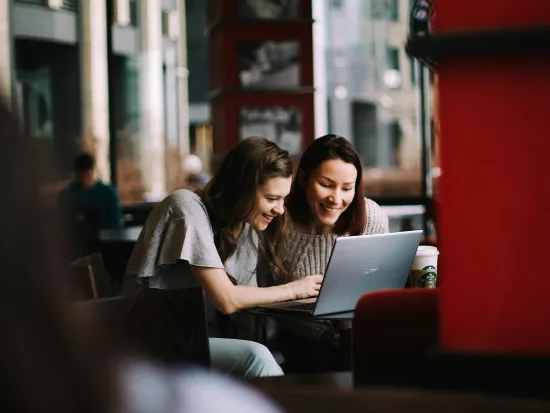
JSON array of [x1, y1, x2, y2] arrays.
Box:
[[416, 245, 439, 256]]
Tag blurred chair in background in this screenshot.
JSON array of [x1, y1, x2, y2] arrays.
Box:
[[70, 253, 114, 300], [62, 205, 101, 260], [78, 287, 211, 368]]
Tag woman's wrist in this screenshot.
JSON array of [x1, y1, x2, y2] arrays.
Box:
[[283, 282, 296, 301]]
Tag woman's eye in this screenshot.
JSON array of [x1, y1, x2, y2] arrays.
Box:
[[320, 183, 331, 188], [343, 187, 353, 191]]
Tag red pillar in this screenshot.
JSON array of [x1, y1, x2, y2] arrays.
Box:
[[437, 0, 550, 352]]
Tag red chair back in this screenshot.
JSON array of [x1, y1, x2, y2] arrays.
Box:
[[353, 288, 439, 387]]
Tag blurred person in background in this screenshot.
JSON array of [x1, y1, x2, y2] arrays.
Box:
[[58, 152, 123, 229], [181, 153, 210, 189], [269, 134, 389, 373], [0, 100, 281, 413]]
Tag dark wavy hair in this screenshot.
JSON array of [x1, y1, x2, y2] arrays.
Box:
[[198, 137, 292, 279], [286, 134, 366, 236]]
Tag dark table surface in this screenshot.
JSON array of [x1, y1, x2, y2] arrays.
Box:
[[249, 371, 353, 391], [250, 382, 550, 413]]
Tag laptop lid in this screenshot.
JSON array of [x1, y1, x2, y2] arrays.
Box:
[[312, 230, 423, 316]]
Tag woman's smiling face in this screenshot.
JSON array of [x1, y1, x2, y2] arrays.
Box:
[[246, 176, 292, 231], [304, 158, 357, 233]]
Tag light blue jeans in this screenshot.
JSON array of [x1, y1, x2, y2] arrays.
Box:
[[209, 338, 284, 378]]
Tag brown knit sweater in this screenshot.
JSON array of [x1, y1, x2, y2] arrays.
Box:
[[274, 198, 389, 340]]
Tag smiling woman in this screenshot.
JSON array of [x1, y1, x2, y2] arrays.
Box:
[[303, 158, 358, 234], [270, 134, 389, 374], [248, 177, 291, 232], [122, 137, 323, 379], [286, 135, 374, 238]]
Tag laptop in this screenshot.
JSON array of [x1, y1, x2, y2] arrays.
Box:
[[254, 230, 423, 319]]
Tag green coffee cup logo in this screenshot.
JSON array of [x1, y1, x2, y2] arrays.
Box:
[[419, 265, 437, 288]]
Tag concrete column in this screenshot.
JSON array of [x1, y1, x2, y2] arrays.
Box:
[[164, 45, 179, 149], [312, 0, 328, 138], [0, 0, 12, 106], [80, 0, 110, 181], [139, 0, 166, 199]]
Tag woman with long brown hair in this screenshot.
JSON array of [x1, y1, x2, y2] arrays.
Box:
[[273, 134, 389, 373], [123, 137, 322, 378]]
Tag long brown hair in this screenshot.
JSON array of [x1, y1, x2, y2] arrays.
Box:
[[286, 134, 366, 235], [0, 102, 117, 413], [198, 137, 292, 278]]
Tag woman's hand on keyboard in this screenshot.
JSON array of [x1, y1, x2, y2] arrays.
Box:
[[288, 275, 323, 300]]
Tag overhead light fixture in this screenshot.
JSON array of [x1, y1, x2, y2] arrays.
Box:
[[334, 85, 348, 100], [383, 69, 402, 89], [47, 0, 63, 9]]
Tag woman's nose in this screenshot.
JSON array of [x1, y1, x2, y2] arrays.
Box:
[[272, 200, 284, 215], [328, 189, 342, 205]]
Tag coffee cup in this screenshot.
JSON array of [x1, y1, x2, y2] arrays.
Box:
[[410, 246, 439, 288]]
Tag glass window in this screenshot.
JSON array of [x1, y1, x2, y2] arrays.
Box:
[[186, 0, 209, 104], [14, 39, 82, 181], [324, 0, 422, 200], [372, 0, 399, 20], [409, 56, 416, 85], [112, 2, 188, 205], [387, 47, 400, 71], [112, 55, 147, 205], [161, 11, 169, 37], [390, 0, 399, 21], [129, 0, 138, 26]]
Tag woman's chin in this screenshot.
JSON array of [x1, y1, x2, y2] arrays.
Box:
[[252, 221, 269, 232]]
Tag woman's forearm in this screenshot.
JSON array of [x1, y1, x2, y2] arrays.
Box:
[[229, 284, 295, 312], [190, 264, 295, 314]]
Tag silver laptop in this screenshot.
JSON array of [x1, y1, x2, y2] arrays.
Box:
[[254, 230, 423, 319]]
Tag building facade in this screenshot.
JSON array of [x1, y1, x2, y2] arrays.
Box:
[[2, 0, 189, 203], [184, 0, 426, 198], [319, 0, 423, 197]]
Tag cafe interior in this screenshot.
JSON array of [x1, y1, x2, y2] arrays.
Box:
[[3, 0, 550, 412]]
